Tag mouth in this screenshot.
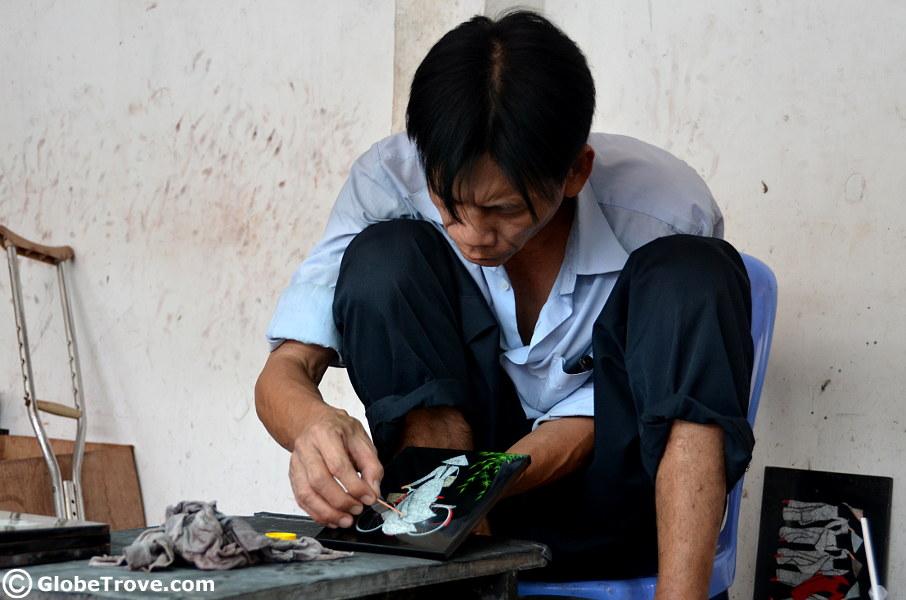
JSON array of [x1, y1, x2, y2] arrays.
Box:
[[454, 239, 518, 266], [461, 252, 510, 266]]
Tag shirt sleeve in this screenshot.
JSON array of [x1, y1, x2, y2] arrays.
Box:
[[265, 140, 416, 356], [588, 133, 724, 252]]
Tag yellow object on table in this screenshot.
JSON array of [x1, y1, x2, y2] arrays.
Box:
[[265, 532, 298, 540]]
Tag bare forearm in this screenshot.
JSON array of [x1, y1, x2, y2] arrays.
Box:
[[505, 416, 594, 496], [255, 340, 383, 527], [654, 420, 726, 600], [255, 340, 338, 450]]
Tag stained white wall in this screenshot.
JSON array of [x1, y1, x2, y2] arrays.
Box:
[[548, 1, 906, 596], [2, 1, 904, 597], [0, 0, 393, 520]]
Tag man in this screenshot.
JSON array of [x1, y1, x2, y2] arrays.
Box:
[[256, 10, 753, 598]]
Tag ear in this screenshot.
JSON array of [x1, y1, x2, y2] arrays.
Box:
[[563, 145, 595, 198]]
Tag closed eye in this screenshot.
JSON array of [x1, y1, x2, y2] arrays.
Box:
[[486, 203, 525, 214]]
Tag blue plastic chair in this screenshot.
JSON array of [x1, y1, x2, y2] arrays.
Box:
[[518, 253, 778, 600]]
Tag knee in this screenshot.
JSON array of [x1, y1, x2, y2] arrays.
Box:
[[336, 219, 450, 302], [349, 218, 442, 251], [626, 234, 749, 295], [342, 219, 443, 273]]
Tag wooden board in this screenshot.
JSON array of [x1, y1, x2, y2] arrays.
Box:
[[0, 435, 146, 530]]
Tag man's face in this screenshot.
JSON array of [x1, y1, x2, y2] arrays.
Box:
[[429, 156, 565, 267]]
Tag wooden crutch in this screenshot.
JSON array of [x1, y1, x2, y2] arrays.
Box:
[[0, 225, 86, 520]]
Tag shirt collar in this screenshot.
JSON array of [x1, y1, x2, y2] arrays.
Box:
[[573, 186, 630, 276], [411, 188, 443, 223]]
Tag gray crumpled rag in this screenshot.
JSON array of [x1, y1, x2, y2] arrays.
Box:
[[90, 500, 349, 571]]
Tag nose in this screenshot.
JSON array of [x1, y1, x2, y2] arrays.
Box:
[[447, 211, 495, 249]]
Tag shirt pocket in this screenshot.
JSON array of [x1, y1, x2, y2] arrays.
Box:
[[533, 354, 594, 411]]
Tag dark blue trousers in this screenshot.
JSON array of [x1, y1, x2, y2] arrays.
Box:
[[333, 219, 753, 580]]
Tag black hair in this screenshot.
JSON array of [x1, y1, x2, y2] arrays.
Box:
[[406, 10, 595, 221]]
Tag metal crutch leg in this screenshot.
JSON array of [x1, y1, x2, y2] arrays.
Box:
[[1, 225, 87, 520]]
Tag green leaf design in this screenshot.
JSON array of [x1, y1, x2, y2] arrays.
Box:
[[456, 452, 527, 500]]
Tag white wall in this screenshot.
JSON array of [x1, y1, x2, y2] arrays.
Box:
[[2, 1, 904, 597], [0, 0, 393, 519], [548, 1, 906, 596]]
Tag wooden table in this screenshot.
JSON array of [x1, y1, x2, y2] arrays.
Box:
[[3, 514, 549, 599]]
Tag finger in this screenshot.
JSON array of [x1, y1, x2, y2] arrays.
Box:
[[347, 435, 384, 502], [297, 449, 364, 515], [289, 453, 342, 526], [289, 449, 357, 527], [323, 453, 372, 507], [304, 426, 374, 509]]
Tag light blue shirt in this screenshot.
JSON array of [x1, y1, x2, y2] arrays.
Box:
[[267, 132, 723, 427]]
